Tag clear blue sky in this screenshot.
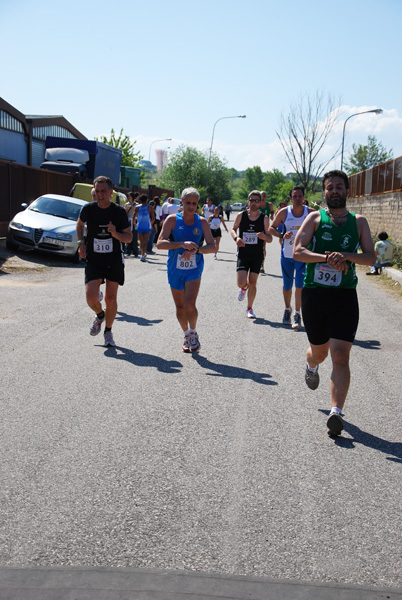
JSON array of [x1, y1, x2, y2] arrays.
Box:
[[2, 0, 401, 171]]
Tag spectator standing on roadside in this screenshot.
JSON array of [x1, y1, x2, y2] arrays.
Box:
[[225, 202, 232, 221]]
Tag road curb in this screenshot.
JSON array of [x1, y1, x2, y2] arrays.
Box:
[[1, 566, 401, 600]]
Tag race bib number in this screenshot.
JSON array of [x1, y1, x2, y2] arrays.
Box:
[[177, 254, 196, 270], [314, 264, 342, 287], [243, 232, 258, 244], [94, 237, 113, 253]]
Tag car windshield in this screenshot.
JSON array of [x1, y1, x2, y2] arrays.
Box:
[[29, 197, 83, 221]]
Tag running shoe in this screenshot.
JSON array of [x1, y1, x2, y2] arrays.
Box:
[[247, 308, 256, 319], [190, 331, 200, 352], [327, 412, 344, 437], [214, 254, 217, 260], [292, 313, 301, 330], [90, 314, 104, 336], [260, 262, 265, 273], [282, 308, 292, 325], [98, 290, 103, 302], [238, 286, 248, 301], [140, 256, 146, 262], [182, 333, 191, 353], [104, 330, 116, 347], [305, 365, 319, 390]]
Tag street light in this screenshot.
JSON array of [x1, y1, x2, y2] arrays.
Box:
[[148, 138, 172, 162], [340, 109, 383, 170], [206, 115, 246, 193]]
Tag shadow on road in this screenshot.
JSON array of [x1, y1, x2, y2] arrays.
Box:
[[192, 354, 277, 386], [353, 338, 381, 350], [115, 311, 163, 327], [253, 317, 305, 332], [319, 409, 402, 463], [101, 346, 182, 373]]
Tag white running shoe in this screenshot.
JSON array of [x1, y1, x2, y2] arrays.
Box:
[[238, 286, 248, 301], [104, 330, 116, 347], [190, 331, 200, 352], [214, 254, 217, 259], [182, 333, 191, 353], [90, 314, 104, 336], [247, 308, 256, 319]]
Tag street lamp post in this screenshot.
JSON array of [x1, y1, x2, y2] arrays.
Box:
[[206, 115, 246, 194], [148, 138, 172, 162], [340, 109, 383, 170]]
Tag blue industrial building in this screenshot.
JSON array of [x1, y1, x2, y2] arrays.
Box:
[[0, 97, 85, 168]]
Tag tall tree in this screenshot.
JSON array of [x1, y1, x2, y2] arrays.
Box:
[[238, 166, 264, 200], [159, 145, 231, 203], [276, 91, 341, 193], [344, 135, 393, 174], [96, 128, 143, 168]]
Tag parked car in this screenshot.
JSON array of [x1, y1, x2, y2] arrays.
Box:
[[7, 194, 88, 262], [231, 202, 247, 211]]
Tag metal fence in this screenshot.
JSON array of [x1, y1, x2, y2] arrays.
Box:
[[349, 156, 402, 197]]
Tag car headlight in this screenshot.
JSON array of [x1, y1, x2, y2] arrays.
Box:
[[10, 221, 32, 233], [44, 233, 73, 241]]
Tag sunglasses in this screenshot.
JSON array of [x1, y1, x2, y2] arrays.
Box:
[[249, 198, 260, 203]]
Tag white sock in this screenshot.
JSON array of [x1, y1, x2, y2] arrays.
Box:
[[294, 310, 300, 315], [330, 407, 343, 416], [306, 363, 318, 373], [184, 329, 191, 335]]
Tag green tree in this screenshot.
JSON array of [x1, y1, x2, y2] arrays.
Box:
[[238, 166, 264, 200], [159, 145, 231, 203], [344, 135, 393, 174], [262, 168, 287, 197], [95, 128, 143, 168]]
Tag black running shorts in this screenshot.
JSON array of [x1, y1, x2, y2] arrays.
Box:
[[85, 261, 125, 286], [301, 287, 359, 345], [236, 256, 263, 274]]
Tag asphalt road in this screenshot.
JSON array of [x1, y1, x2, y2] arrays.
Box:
[[1, 226, 401, 591]]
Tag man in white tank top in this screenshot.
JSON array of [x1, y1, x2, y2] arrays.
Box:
[[269, 186, 315, 329]]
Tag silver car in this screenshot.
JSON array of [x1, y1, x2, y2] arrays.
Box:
[[7, 194, 88, 262]]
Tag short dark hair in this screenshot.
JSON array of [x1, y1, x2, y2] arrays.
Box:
[[322, 170, 349, 190], [139, 194, 148, 203], [290, 186, 304, 197], [94, 175, 113, 190], [378, 231, 388, 240]]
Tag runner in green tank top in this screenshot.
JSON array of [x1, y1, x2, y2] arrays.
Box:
[[293, 170, 375, 437]]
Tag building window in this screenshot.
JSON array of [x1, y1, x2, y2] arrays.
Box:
[[32, 125, 76, 141], [0, 110, 24, 133]]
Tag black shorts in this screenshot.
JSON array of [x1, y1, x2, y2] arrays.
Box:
[[211, 228, 222, 238], [301, 287, 359, 345], [85, 261, 125, 286], [236, 255, 263, 274]]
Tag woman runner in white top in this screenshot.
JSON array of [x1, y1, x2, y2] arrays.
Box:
[[208, 206, 228, 258]]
